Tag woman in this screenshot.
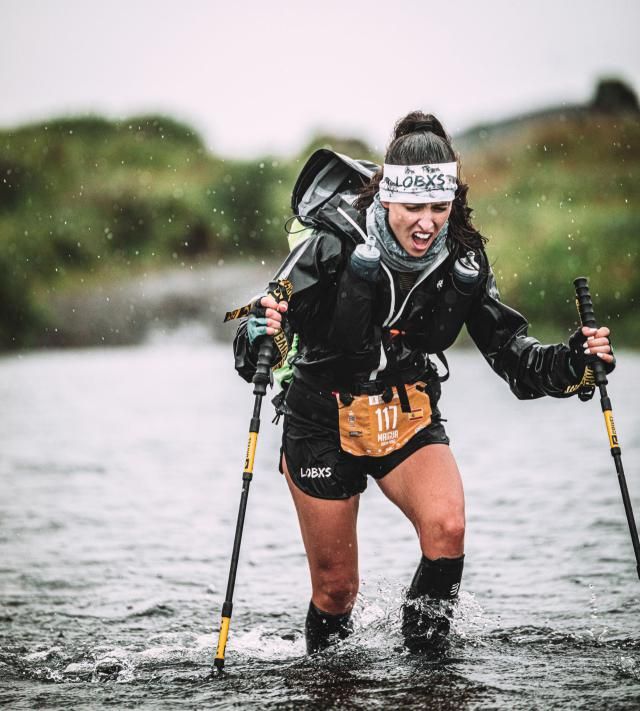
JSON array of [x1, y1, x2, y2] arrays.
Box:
[[232, 112, 614, 654]]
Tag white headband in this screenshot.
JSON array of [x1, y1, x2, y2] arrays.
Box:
[[379, 162, 458, 203]]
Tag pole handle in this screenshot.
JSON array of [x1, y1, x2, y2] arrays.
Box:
[[574, 276, 599, 328], [252, 338, 274, 395], [573, 277, 607, 387]]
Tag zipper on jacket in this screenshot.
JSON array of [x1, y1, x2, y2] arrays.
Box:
[[385, 246, 450, 327], [371, 246, 450, 379]]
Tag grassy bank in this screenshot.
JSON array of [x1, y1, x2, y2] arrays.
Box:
[[0, 110, 638, 349]]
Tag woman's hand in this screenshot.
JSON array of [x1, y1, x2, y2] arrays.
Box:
[[246, 295, 288, 345], [259, 295, 288, 336], [568, 325, 615, 382], [581, 326, 613, 364]]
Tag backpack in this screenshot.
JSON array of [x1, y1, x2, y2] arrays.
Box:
[[272, 149, 379, 387], [224, 149, 376, 321], [292, 149, 379, 226], [285, 149, 379, 250]]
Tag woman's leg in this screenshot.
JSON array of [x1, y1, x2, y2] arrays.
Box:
[[377, 443, 465, 558], [376, 443, 465, 652], [282, 456, 360, 651]]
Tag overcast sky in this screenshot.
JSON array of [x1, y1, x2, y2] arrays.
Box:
[[1, 0, 638, 157]]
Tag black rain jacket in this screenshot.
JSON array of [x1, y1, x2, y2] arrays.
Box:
[[233, 197, 586, 401]]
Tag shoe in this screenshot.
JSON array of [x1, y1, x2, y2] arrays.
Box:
[[305, 602, 353, 654], [401, 597, 451, 654]]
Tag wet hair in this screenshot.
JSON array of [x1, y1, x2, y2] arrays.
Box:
[[354, 111, 486, 252]]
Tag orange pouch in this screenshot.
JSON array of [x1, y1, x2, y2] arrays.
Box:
[[336, 383, 432, 457]]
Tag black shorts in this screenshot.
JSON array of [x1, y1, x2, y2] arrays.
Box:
[[278, 378, 449, 500]]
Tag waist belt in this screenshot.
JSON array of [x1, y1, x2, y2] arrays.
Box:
[[281, 371, 443, 430], [348, 380, 391, 396], [293, 368, 433, 398]]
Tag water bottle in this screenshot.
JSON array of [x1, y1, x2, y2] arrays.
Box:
[[452, 250, 480, 291], [350, 242, 381, 282]]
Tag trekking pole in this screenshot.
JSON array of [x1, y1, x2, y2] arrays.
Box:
[[574, 277, 640, 580], [213, 335, 274, 671], [214, 279, 292, 671]]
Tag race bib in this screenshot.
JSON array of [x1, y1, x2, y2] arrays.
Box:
[[337, 383, 431, 457]]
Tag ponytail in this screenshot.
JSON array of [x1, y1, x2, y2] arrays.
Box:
[[391, 112, 449, 143]]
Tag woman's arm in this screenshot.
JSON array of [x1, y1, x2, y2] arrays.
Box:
[[466, 267, 613, 400], [232, 229, 345, 382]]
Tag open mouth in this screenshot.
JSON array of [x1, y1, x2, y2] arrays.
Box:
[[411, 232, 433, 251]]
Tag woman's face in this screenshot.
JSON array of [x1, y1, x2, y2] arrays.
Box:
[[381, 201, 452, 257]]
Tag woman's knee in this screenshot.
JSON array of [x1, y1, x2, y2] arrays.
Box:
[[312, 567, 359, 614], [419, 512, 465, 557]]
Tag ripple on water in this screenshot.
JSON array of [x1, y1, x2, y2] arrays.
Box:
[[2, 345, 640, 709]]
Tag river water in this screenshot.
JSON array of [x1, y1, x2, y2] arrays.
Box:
[[1, 338, 639, 709]]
